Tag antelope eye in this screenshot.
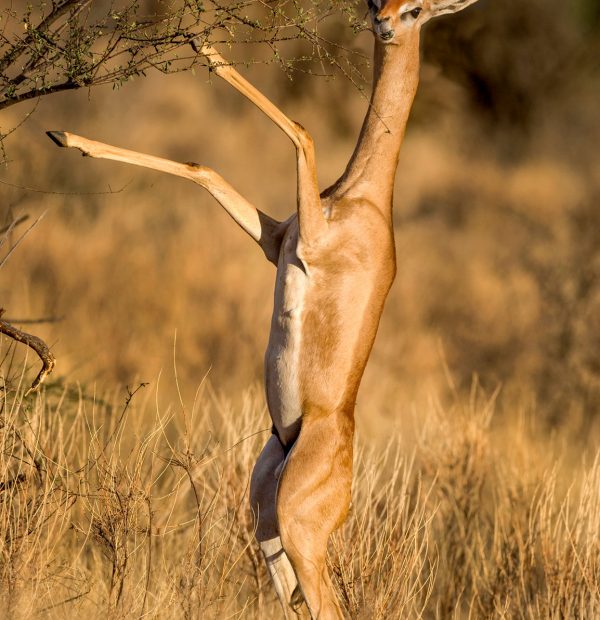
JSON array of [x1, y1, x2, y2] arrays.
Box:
[[410, 7, 422, 17]]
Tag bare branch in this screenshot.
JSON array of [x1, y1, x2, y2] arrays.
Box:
[[0, 314, 56, 395]]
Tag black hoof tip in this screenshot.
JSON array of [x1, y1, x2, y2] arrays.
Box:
[[46, 131, 67, 147]]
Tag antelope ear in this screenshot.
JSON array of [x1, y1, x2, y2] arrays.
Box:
[[425, 0, 480, 19]]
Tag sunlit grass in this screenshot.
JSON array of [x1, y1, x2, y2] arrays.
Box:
[[0, 373, 598, 618]]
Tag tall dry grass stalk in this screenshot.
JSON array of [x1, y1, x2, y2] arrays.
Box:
[[0, 370, 598, 619]]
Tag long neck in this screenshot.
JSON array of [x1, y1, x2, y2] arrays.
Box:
[[328, 32, 421, 213]]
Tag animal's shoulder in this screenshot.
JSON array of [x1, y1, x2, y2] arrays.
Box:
[[327, 197, 394, 248]]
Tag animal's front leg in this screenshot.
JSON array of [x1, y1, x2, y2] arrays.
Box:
[[46, 131, 283, 263], [196, 44, 328, 255]]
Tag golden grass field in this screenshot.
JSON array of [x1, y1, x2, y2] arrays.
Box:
[[1, 1, 600, 617]]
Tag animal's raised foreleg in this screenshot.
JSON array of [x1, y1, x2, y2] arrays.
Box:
[[195, 43, 327, 256], [46, 131, 283, 264]]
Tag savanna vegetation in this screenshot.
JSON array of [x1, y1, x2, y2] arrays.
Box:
[[1, 0, 599, 617]]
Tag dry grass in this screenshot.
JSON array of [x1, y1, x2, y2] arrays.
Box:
[[0, 376, 598, 619]]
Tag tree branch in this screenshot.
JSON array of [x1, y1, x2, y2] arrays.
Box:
[[0, 80, 78, 112], [0, 313, 56, 395], [0, 1, 363, 115], [0, 0, 81, 72]]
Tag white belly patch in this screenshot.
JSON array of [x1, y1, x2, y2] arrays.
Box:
[[264, 232, 307, 444]]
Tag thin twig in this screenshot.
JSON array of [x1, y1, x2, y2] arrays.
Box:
[[0, 177, 131, 196], [101, 382, 150, 456], [0, 211, 46, 270], [1, 316, 65, 325]]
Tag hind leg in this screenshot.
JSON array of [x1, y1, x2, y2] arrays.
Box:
[[251, 435, 305, 617], [277, 414, 354, 620]]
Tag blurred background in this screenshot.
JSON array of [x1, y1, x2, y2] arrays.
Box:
[[2, 0, 599, 438]]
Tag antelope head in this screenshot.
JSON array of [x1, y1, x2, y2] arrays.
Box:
[[366, 0, 481, 43]]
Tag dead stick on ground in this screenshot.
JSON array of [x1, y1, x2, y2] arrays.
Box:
[[0, 311, 56, 395]]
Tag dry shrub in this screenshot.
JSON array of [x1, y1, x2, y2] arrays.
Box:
[[417, 393, 495, 614], [415, 390, 600, 619], [0, 366, 598, 618], [0, 386, 75, 618], [330, 449, 433, 618], [0, 377, 276, 618]]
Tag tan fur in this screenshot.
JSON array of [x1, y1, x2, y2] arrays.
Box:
[[47, 2, 482, 616], [262, 32, 420, 618]]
